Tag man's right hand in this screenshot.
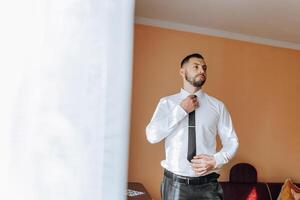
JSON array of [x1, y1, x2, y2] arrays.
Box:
[[180, 95, 199, 113]]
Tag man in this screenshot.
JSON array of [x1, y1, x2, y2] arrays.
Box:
[[145, 53, 239, 199]]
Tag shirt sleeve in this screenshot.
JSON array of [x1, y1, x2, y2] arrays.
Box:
[[146, 97, 188, 144], [213, 103, 239, 169]]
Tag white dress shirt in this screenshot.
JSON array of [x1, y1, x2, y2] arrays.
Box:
[[146, 88, 239, 177]]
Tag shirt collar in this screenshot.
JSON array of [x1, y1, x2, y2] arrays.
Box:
[[180, 88, 204, 99]]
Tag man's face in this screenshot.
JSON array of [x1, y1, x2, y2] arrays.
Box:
[[183, 57, 207, 88]]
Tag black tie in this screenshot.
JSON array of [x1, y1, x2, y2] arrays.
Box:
[[187, 108, 196, 162]]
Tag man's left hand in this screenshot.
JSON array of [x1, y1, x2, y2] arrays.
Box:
[[191, 154, 216, 175]]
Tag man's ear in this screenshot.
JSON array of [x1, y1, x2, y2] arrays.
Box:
[[179, 68, 185, 78]]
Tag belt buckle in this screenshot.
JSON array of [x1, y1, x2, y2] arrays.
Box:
[[187, 179, 190, 184]]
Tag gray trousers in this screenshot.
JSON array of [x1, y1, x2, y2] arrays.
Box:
[[161, 171, 224, 200]]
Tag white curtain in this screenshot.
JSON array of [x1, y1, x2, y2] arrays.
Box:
[[0, 0, 134, 199]]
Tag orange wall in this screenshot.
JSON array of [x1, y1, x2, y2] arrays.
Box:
[[128, 24, 300, 199]]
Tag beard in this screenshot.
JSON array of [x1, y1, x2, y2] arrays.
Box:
[[185, 73, 206, 88]]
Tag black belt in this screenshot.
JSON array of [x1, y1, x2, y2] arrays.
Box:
[[164, 170, 220, 185]]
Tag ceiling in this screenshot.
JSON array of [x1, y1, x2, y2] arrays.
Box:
[[135, 0, 300, 50]]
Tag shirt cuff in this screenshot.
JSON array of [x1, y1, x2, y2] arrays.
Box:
[[167, 105, 188, 129], [213, 153, 225, 169], [173, 104, 188, 119]]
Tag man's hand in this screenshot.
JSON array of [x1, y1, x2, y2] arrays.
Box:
[[191, 154, 216, 175], [180, 95, 199, 113]]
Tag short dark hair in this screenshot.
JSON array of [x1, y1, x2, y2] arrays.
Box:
[[180, 53, 204, 68]]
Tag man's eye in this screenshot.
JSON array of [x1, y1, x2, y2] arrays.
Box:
[[194, 66, 198, 69]]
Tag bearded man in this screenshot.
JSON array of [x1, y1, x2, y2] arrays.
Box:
[[146, 53, 239, 200]]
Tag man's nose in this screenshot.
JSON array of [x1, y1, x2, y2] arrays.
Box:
[[199, 67, 205, 74]]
